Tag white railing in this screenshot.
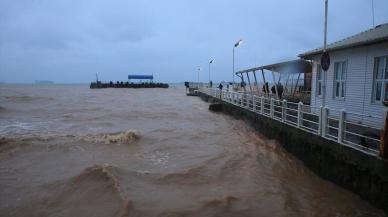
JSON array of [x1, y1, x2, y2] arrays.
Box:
[[200, 88, 382, 156]]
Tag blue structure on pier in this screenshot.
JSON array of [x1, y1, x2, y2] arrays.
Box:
[[128, 75, 153, 81]]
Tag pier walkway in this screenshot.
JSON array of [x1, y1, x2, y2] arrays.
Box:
[[199, 88, 383, 156]]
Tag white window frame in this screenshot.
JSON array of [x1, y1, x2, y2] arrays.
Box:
[[316, 64, 323, 97], [333, 61, 347, 99], [372, 56, 388, 103]]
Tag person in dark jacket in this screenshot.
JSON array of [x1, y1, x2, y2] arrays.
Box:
[[262, 82, 269, 95], [218, 83, 223, 99], [271, 83, 284, 99]]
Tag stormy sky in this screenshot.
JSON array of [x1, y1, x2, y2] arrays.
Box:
[[1, 0, 388, 83]]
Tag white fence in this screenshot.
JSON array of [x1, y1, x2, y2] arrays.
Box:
[[200, 88, 383, 156]]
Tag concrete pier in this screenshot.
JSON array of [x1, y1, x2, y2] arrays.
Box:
[[90, 81, 169, 89], [199, 91, 388, 213]]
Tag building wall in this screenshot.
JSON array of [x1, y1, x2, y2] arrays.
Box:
[[310, 41, 388, 127]]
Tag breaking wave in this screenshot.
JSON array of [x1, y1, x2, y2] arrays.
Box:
[[4, 165, 137, 217], [157, 165, 214, 185], [58, 165, 135, 217], [3, 95, 54, 102], [80, 130, 140, 145], [0, 130, 141, 154], [159, 196, 250, 217]]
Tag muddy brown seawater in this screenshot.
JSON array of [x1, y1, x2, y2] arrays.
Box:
[[0, 84, 386, 217]]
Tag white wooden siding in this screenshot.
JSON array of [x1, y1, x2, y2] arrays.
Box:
[[310, 41, 388, 127]]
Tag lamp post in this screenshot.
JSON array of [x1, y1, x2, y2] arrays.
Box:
[[233, 39, 243, 84], [209, 59, 214, 83], [197, 67, 201, 87], [322, 0, 328, 107]]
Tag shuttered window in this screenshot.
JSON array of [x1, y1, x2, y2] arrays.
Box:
[[333, 61, 347, 99], [373, 56, 388, 102]]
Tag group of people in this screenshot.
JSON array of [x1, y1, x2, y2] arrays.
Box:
[[215, 81, 284, 99], [262, 82, 284, 99]]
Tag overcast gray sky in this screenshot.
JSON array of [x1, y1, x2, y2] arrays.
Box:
[[1, 0, 388, 83]]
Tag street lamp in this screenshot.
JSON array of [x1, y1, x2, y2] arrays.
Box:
[[233, 39, 243, 83], [209, 59, 214, 83], [197, 67, 201, 86]]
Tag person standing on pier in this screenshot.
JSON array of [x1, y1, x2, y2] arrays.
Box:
[[218, 83, 223, 99]]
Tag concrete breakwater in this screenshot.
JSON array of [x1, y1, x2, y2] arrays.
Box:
[[198, 92, 388, 213], [90, 81, 169, 89]]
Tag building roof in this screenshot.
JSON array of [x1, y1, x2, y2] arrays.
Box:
[[236, 59, 312, 75], [299, 23, 388, 58], [128, 75, 153, 80]]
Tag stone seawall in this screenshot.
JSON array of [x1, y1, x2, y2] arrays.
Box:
[[199, 92, 388, 213]]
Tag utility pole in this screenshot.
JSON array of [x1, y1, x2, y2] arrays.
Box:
[[197, 68, 201, 86], [372, 0, 375, 27], [322, 0, 329, 107], [324, 0, 328, 52], [233, 39, 243, 84], [209, 59, 214, 83]]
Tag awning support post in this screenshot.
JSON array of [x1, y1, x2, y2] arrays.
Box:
[[240, 73, 247, 92], [292, 72, 301, 97], [246, 72, 253, 93], [285, 74, 290, 94], [261, 69, 269, 97], [253, 70, 259, 95], [272, 69, 279, 99]]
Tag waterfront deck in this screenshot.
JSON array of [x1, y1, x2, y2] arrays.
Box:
[[200, 88, 383, 156], [197, 87, 388, 212]]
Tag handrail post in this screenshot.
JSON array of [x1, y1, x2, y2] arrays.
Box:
[[261, 96, 264, 114], [270, 98, 274, 118], [282, 99, 287, 122], [380, 109, 388, 158], [251, 94, 254, 111], [321, 106, 329, 137], [253, 96, 256, 112], [242, 93, 245, 107], [318, 106, 323, 135], [338, 109, 346, 143], [297, 101, 303, 128], [245, 93, 248, 108]]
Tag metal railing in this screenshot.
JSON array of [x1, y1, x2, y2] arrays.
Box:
[[200, 88, 382, 156]]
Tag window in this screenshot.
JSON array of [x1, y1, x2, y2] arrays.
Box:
[[333, 61, 347, 99], [373, 56, 388, 102], [316, 64, 323, 96]]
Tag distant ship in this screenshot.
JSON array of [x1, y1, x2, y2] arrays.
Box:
[[35, 80, 54, 84]]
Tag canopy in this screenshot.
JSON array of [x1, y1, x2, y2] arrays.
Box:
[[128, 75, 153, 80], [236, 59, 312, 75]]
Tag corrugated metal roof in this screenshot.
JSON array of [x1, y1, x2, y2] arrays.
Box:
[[299, 23, 388, 58], [236, 59, 312, 75]]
